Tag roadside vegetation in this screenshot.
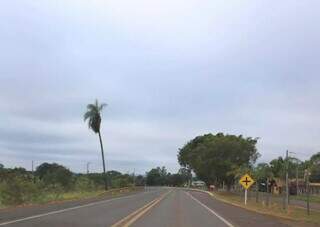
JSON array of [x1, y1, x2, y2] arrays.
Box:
[[213, 191, 320, 226], [0, 162, 190, 208], [178, 133, 320, 191], [0, 163, 138, 208], [177, 132, 320, 225], [145, 166, 191, 187], [178, 133, 260, 189], [294, 194, 320, 203]]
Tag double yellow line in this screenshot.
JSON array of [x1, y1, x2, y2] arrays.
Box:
[[111, 190, 172, 227]]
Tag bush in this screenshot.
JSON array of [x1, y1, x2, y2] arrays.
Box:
[[0, 177, 67, 206], [35, 163, 73, 191], [112, 178, 131, 188], [0, 178, 43, 205], [42, 183, 64, 201], [74, 176, 95, 192]]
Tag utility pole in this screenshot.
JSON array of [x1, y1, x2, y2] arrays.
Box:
[[285, 150, 289, 211], [305, 169, 310, 215], [296, 165, 299, 195], [31, 160, 35, 183], [86, 162, 91, 174], [289, 152, 299, 196], [266, 178, 270, 207], [133, 168, 136, 187]]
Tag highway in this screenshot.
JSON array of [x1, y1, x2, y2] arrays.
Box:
[[0, 188, 290, 227]]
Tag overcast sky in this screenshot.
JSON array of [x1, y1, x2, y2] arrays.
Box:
[[0, 1, 319, 174]]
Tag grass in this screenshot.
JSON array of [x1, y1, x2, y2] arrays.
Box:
[[0, 187, 138, 209], [43, 190, 106, 203], [59, 187, 137, 201], [212, 191, 320, 226], [293, 194, 320, 203]]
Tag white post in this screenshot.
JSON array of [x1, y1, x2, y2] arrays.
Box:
[[245, 189, 248, 205]]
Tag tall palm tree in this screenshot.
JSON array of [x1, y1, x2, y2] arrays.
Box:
[[84, 99, 108, 190]]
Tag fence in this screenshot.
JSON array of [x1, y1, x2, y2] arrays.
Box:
[[225, 183, 319, 212]]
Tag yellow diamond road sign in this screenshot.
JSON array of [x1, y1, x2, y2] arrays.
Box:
[[239, 174, 255, 190]]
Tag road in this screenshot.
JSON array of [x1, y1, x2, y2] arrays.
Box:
[[0, 188, 291, 227]]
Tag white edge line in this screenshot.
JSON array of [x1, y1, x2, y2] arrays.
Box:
[[0, 190, 158, 226], [186, 192, 235, 227]]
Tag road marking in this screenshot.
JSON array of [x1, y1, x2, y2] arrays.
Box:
[[111, 198, 159, 227], [0, 190, 159, 226], [124, 190, 172, 227], [111, 190, 172, 227], [186, 192, 235, 227]]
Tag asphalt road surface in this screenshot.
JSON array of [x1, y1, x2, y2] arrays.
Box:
[[0, 188, 291, 227]]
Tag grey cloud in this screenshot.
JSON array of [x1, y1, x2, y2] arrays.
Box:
[[1, 1, 320, 173]]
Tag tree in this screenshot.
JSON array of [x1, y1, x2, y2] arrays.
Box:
[[35, 163, 73, 190], [146, 167, 162, 186], [135, 175, 146, 186], [107, 170, 122, 180], [253, 163, 273, 192], [309, 152, 320, 182], [167, 173, 186, 186], [178, 167, 192, 185], [254, 163, 273, 180], [145, 166, 191, 186], [178, 133, 259, 189], [84, 99, 108, 190], [270, 157, 285, 178], [269, 156, 301, 179], [146, 167, 168, 186]]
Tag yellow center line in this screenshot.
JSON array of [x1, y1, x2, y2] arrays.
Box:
[[111, 190, 172, 227], [111, 199, 158, 227]]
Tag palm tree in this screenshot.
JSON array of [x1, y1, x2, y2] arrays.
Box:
[[84, 99, 108, 190]]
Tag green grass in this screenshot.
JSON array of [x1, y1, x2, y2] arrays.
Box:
[[29, 190, 104, 205], [0, 187, 137, 209], [55, 187, 136, 201], [292, 194, 320, 203]]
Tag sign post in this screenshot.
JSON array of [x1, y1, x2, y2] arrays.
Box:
[[244, 188, 248, 205], [239, 173, 255, 205]]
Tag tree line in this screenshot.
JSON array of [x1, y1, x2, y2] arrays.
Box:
[[0, 162, 191, 206], [145, 166, 191, 186], [0, 162, 138, 206], [178, 133, 320, 190]]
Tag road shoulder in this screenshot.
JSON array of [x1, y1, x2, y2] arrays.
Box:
[[186, 188, 320, 226], [0, 188, 143, 225], [188, 190, 292, 227]]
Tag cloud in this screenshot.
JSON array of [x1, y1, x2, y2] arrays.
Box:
[[0, 1, 320, 174]]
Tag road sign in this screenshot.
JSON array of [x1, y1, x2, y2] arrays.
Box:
[[239, 174, 255, 205], [239, 174, 254, 190]]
